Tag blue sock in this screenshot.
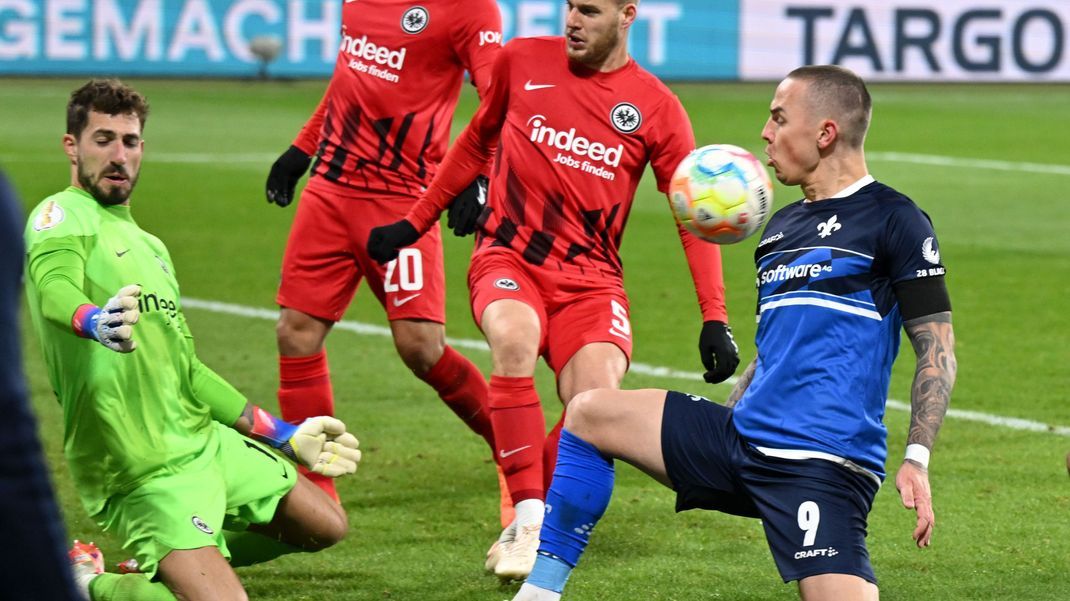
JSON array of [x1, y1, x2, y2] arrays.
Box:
[[527, 553, 573, 593], [531, 428, 614, 593]]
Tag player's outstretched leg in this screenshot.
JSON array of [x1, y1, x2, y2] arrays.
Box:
[[519, 388, 670, 598], [70, 541, 177, 601], [489, 373, 547, 580], [393, 319, 513, 526], [477, 298, 546, 578], [515, 429, 615, 595], [276, 308, 337, 501]]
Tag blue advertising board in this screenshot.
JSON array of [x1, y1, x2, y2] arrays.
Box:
[[0, 0, 739, 79]]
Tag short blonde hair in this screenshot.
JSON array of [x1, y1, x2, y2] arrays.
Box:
[[787, 65, 871, 148]]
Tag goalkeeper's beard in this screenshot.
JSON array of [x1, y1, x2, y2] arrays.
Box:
[[78, 162, 138, 206]]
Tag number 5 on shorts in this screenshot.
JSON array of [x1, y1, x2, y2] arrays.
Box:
[[609, 299, 630, 339], [797, 500, 820, 547]]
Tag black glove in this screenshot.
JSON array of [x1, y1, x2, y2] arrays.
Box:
[[265, 145, 312, 207], [699, 320, 740, 384], [367, 220, 420, 264], [446, 175, 489, 237]]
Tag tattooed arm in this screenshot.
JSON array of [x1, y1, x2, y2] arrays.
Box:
[[724, 357, 757, 409], [905, 312, 957, 448], [895, 311, 957, 548]]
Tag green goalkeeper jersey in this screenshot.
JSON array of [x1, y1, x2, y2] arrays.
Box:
[[24, 187, 245, 517]]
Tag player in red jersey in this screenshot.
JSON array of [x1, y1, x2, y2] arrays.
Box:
[[264, 0, 508, 512], [368, 0, 741, 581]]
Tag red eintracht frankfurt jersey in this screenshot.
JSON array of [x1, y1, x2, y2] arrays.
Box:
[[292, 0, 502, 197], [407, 37, 727, 321]]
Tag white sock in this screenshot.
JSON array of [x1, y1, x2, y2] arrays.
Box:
[[516, 582, 562, 601], [72, 568, 98, 600], [514, 498, 545, 527]]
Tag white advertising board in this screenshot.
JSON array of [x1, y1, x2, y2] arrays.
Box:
[[741, 0, 1070, 81]]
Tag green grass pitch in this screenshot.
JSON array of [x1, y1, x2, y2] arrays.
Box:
[[2, 78, 1068, 600]]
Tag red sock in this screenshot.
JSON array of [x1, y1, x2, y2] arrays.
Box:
[[278, 351, 337, 501], [489, 375, 545, 503], [419, 346, 495, 451], [542, 413, 565, 491]]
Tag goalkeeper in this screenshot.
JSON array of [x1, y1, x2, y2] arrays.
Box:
[[24, 79, 361, 601]]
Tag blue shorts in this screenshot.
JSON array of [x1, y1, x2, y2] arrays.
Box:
[[661, 391, 880, 584]]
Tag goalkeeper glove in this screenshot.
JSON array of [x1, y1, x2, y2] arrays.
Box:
[[367, 219, 420, 264], [265, 145, 312, 207], [446, 175, 488, 237], [72, 284, 141, 353], [250, 407, 361, 477], [698, 320, 740, 384]]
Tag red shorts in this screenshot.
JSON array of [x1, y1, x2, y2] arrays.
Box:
[[277, 177, 445, 323], [467, 248, 633, 374]]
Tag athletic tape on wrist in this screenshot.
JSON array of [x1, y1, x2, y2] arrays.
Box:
[[904, 444, 930, 469]]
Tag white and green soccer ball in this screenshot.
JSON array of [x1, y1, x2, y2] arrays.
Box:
[[669, 144, 773, 244]]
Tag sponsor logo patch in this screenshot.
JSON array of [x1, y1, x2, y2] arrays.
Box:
[[759, 262, 834, 285], [341, 31, 407, 69]]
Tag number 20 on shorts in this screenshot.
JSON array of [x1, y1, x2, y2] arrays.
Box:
[[384, 248, 424, 292]]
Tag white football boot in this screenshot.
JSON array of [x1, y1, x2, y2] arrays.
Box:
[[485, 519, 517, 572], [494, 521, 542, 581]]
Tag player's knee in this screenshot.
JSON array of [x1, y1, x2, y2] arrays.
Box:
[[306, 504, 349, 551], [393, 332, 444, 376], [490, 338, 539, 376], [276, 310, 329, 355], [564, 389, 612, 435]]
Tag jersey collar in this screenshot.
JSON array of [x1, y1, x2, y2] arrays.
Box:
[[829, 174, 875, 199]]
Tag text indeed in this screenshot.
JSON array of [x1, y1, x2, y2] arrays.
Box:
[[341, 32, 406, 69], [527, 115, 623, 167]]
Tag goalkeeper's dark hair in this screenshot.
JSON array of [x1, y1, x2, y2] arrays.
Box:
[[787, 65, 871, 148], [66, 79, 150, 137]]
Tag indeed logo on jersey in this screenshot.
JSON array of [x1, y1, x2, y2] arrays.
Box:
[[139, 291, 179, 319], [340, 31, 406, 84], [759, 261, 833, 285], [341, 32, 406, 69], [527, 115, 623, 180]]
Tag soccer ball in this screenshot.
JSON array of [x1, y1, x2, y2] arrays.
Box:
[[669, 144, 773, 244]]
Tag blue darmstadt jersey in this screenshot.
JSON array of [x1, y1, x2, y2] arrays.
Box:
[[732, 179, 945, 479]]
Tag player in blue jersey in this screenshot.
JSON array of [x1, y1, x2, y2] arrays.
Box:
[[510, 65, 958, 601], [0, 168, 82, 600]]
